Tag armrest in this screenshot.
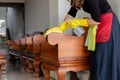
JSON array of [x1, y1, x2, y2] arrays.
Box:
[[47, 32, 89, 60], [26, 36, 33, 45], [47, 27, 88, 45], [47, 32, 86, 46], [33, 34, 45, 45]]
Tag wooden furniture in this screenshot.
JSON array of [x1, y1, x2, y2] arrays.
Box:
[[7, 39, 21, 66], [7, 36, 44, 77], [8, 39, 21, 56], [32, 34, 44, 77], [20, 38, 27, 68], [22, 35, 43, 77], [7, 40, 15, 63], [0, 52, 7, 74], [41, 28, 90, 80], [22, 36, 33, 72]]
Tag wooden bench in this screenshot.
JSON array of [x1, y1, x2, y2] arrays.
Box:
[[32, 34, 44, 77], [7, 39, 22, 66], [40, 28, 90, 80], [21, 35, 43, 77], [20, 38, 27, 68], [8, 36, 43, 77], [0, 52, 7, 74], [21, 36, 33, 72]]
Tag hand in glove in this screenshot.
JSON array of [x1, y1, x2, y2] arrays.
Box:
[[44, 21, 69, 36], [68, 18, 88, 29], [44, 27, 63, 36], [59, 21, 69, 31]]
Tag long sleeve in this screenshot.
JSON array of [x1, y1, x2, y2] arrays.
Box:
[[67, 7, 78, 17], [83, 0, 101, 22]]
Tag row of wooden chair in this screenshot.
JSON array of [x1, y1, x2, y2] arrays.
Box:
[[7, 28, 90, 80], [7, 35, 43, 77]]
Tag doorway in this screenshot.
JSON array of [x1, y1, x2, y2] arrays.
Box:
[[0, 7, 7, 50], [0, 3, 24, 51]]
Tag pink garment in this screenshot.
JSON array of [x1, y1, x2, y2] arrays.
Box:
[[96, 12, 113, 42]]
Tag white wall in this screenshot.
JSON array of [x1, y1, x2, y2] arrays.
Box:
[[108, 0, 120, 21], [25, 0, 49, 34], [25, 0, 62, 34], [49, 0, 58, 27], [58, 0, 70, 24]]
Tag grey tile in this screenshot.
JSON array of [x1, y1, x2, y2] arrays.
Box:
[[0, 58, 44, 80]]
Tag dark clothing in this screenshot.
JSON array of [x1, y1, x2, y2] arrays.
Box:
[[68, 0, 111, 22], [90, 13, 120, 80], [68, 0, 120, 80], [68, 7, 78, 17]]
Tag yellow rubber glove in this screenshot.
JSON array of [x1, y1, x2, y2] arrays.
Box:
[[44, 27, 63, 36], [68, 19, 88, 29], [59, 21, 69, 31], [44, 21, 69, 36]]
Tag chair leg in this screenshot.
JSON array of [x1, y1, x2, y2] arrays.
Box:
[[20, 57, 27, 69], [56, 68, 67, 80], [28, 61, 34, 73], [0, 59, 6, 74], [33, 60, 40, 77], [41, 63, 50, 80]]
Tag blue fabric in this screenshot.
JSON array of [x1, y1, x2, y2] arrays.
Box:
[[90, 13, 120, 80]]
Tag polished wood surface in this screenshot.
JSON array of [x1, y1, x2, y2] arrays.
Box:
[[40, 28, 90, 80], [0, 52, 7, 74], [7, 39, 22, 66], [7, 28, 90, 79], [7, 35, 43, 77]]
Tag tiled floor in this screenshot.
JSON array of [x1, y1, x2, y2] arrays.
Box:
[[0, 41, 48, 80], [0, 39, 44, 80], [0, 54, 89, 80], [0, 54, 45, 80]]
